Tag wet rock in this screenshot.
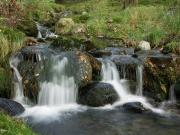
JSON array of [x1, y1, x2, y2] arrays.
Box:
[[78, 82, 119, 107], [89, 50, 112, 58], [122, 102, 149, 113], [0, 98, 25, 116], [17, 20, 38, 37], [55, 18, 75, 35], [111, 55, 141, 81], [143, 55, 180, 101], [138, 41, 151, 51]]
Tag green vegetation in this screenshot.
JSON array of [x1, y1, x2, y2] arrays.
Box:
[[65, 0, 180, 47], [0, 112, 37, 135]]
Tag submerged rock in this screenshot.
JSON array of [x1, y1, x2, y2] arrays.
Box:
[[78, 82, 119, 107], [122, 102, 149, 113], [0, 98, 25, 116]]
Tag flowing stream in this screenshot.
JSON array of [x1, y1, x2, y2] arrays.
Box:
[[10, 49, 180, 135]]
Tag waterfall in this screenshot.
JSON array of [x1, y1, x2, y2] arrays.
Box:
[[36, 22, 57, 39], [101, 60, 129, 100], [169, 84, 176, 104], [101, 59, 164, 114], [9, 54, 24, 103], [38, 56, 77, 106], [136, 65, 143, 96], [36, 22, 43, 39]]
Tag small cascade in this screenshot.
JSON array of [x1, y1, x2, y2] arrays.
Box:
[[38, 56, 77, 106], [9, 53, 24, 103], [101, 59, 164, 114], [101, 60, 130, 99], [36, 22, 57, 39], [136, 65, 143, 96], [169, 84, 176, 104]]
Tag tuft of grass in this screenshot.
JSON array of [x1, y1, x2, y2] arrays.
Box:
[[0, 112, 37, 135], [0, 26, 25, 66]]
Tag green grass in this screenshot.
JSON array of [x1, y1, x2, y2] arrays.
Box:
[[20, 0, 65, 22], [0, 26, 25, 66], [0, 112, 37, 135], [64, 0, 180, 48]]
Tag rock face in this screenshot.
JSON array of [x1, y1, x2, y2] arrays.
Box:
[[122, 102, 149, 113], [78, 82, 119, 107], [138, 41, 151, 51], [17, 20, 38, 37], [0, 98, 25, 116], [55, 18, 75, 35], [143, 56, 180, 101]]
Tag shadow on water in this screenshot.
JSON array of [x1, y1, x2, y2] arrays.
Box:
[[27, 107, 180, 135]]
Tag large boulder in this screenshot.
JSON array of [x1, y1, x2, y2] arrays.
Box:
[[78, 82, 119, 107], [17, 20, 38, 37], [0, 98, 25, 116], [55, 18, 75, 35]]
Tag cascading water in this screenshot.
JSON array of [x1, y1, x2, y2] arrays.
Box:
[[36, 22, 58, 39], [136, 65, 143, 96], [38, 56, 77, 106], [9, 53, 24, 103], [101, 59, 164, 114]]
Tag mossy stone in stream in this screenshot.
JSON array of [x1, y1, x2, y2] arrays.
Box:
[[51, 37, 83, 51]]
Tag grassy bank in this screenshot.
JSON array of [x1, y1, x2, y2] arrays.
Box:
[[64, 0, 179, 48], [0, 112, 37, 135]]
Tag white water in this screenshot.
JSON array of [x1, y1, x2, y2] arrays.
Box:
[[136, 65, 143, 96], [9, 54, 24, 103], [36, 22, 58, 39], [38, 57, 78, 106], [169, 84, 176, 104], [101, 60, 164, 114]]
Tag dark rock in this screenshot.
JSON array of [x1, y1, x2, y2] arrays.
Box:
[[174, 81, 180, 101], [78, 82, 119, 107], [0, 98, 25, 116], [122, 102, 149, 113], [89, 50, 112, 58], [143, 55, 180, 102]]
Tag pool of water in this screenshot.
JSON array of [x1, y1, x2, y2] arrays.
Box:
[[26, 107, 180, 135]]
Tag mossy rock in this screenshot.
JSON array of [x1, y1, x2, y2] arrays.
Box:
[[51, 37, 83, 51], [55, 18, 75, 35], [17, 20, 38, 37], [163, 41, 180, 55], [143, 56, 180, 101]]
